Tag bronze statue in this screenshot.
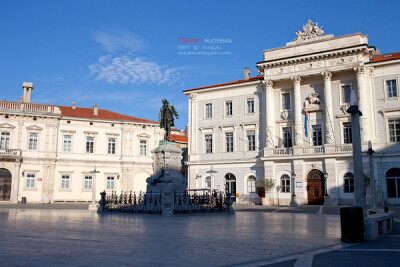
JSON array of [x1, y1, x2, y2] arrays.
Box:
[[159, 98, 179, 141]]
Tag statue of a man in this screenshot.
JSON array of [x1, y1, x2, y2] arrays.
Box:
[[159, 98, 179, 141]]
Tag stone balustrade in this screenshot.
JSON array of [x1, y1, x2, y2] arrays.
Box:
[[0, 149, 21, 157], [0, 100, 61, 114], [270, 144, 353, 158]]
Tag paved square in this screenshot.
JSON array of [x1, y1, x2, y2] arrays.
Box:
[[0, 209, 342, 266]]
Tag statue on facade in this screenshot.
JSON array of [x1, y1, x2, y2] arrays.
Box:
[[295, 19, 326, 41], [159, 98, 179, 141]]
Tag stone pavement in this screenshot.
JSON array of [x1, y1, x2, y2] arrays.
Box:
[[0, 204, 398, 266]]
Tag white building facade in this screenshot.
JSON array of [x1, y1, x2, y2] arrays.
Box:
[[184, 21, 400, 206], [0, 82, 163, 203]]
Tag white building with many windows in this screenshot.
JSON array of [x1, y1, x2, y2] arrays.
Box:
[[0, 82, 163, 203], [184, 20, 400, 206]]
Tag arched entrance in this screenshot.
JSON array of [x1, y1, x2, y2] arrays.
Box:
[[307, 169, 324, 205], [224, 173, 236, 202], [0, 168, 12, 201]]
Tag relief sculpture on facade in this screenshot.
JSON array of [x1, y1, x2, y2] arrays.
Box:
[[295, 19, 325, 41]]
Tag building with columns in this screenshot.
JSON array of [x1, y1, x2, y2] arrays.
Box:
[[0, 82, 164, 203], [184, 20, 400, 206]]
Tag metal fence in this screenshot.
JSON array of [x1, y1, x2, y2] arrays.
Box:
[[98, 190, 234, 215]]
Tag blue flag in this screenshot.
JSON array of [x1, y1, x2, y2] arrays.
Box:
[[304, 109, 309, 138]]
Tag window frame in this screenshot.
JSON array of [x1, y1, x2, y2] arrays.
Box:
[[340, 84, 352, 104], [63, 135, 72, 153], [225, 132, 234, 152], [247, 130, 256, 151], [83, 175, 93, 190], [108, 137, 116, 154], [86, 136, 94, 154], [205, 134, 213, 154], [282, 127, 293, 148], [25, 173, 36, 189], [139, 140, 147, 156], [225, 100, 233, 116], [106, 176, 115, 191], [205, 103, 213, 118], [312, 124, 323, 146], [386, 78, 398, 98], [343, 122, 352, 144], [247, 175, 256, 193], [281, 92, 291, 111], [280, 174, 291, 193], [388, 118, 400, 142], [343, 172, 354, 193], [246, 98, 255, 114], [0, 131, 10, 149], [60, 174, 71, 190], [28, 132, 38, 151]]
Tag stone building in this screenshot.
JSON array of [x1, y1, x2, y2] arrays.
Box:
[[0, 82, 163, 203], [184, 20, 400, 206]]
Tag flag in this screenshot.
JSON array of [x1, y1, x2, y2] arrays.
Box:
[[304, 108, 309, 138]]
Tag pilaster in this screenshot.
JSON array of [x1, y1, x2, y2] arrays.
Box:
[[292, 76, 303, 145], [355, 66, 369, 142], [322, 71, 335, 144], [264, 79, 275, 149]]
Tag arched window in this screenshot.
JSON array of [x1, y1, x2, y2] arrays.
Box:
[[343, 172, 354, 193], [281, 174, 290, 193], [205, 176, 211, 189], [247, 175, 256, 193], [387, 168, 400, 198]]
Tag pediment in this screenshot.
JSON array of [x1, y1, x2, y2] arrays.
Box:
[[26, 125, 43, 131], [137, 133, 151, 139], [0, 123, 15, 130]]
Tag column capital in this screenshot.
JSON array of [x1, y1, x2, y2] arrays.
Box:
[[189, 93, 198, 101], [263, 79, 273, 88], [291, 76, 301, 83], [354, 66, 365, 76], [321, 71, 332, 80]]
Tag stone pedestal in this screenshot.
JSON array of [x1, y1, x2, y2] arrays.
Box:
[[146, 140, 186, 216]]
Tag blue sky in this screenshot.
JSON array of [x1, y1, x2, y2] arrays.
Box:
[[1, 0, 399, 129]]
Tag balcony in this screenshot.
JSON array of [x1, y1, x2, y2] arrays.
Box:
[[268, 144, 353, 158], [0, 149, 21, 158], [0, 100, 61, 115]]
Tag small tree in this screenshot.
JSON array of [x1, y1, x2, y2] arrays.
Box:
[[256, 178, 275, 192]]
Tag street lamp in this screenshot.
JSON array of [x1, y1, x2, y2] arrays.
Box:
[[290, 172, 298, 206], [347, 89, 366, 217], [206, 166, 217, 196], [89, 166, 100, 210], [323, 171, 329, 196]]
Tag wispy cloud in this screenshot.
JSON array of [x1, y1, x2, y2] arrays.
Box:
[[92, 28, 146, 53], [89, 55, 181, 85]]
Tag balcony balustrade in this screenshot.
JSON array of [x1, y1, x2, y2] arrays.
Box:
[[0, 100, 61, 114], [0, 149, 21, 157]]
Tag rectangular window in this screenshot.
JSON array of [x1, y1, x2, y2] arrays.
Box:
[[140, 140, 147, 156], [106, 176, 115, 190], [343, 122, 352, 144], [247, 177, 256, 193], [247, 130, 255, 151], [205, 103, 212, 118], [387, 79, 398, 98], [63, 135, 72, 152], [282, 127, 292, 148], [341, 85, 351, 104], [247, 98, 254, 114], [28, 133, 38, 151], [26, 173, 35, 188], [86, 137, 94, 153], [281, 175, 290, 193], [0, 131, 10, 149], [84, 176, 93, 190], [225, 101, 232, 116], [344, 174, 355, 193], [225, 132, 233, 152], [108, 138, 116, 154], [312, 124, 323, 146], [282, 93, 291, 110], [389, 119, 400, 142], [205, 134, 212, 153], [61, 175, 70, 189]]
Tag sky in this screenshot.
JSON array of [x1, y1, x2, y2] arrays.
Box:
[[1, 0, 400, 129]]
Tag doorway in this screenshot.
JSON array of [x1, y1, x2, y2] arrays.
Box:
[[0, 168, 12, 201], [224, 173, 236, 202], [307, 169, 324, 205]]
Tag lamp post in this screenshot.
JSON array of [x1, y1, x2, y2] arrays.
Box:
[[346, 90, 366, 217], [323, 171, 329, 196], [89, 166, 100, 210], [206, 166, 217, 196], [290, 172, 298, 206]]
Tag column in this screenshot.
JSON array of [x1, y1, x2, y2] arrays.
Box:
[[11, 160, 21, 203], [189, 93, 198, 153], [355, 66, 369, 142], [264, 80, 275, 148], [292, 76, 303, 145], [322, 71, 334, 144]]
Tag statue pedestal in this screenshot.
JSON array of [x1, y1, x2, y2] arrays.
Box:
[[146, 140, 186, 216]]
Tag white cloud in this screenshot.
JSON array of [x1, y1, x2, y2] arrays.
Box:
[[92, 28, 146, 53], [89, 55, 181, 85]]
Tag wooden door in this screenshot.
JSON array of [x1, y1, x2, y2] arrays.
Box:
[[307, 170, 324, 205], [0, 177, 11, 201]]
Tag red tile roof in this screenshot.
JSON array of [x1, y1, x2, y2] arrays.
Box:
[[371, 52, 400, 63], [169, 134, 188, 143], [59, 106, 158, 124], [184, 75, 263, 92]]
